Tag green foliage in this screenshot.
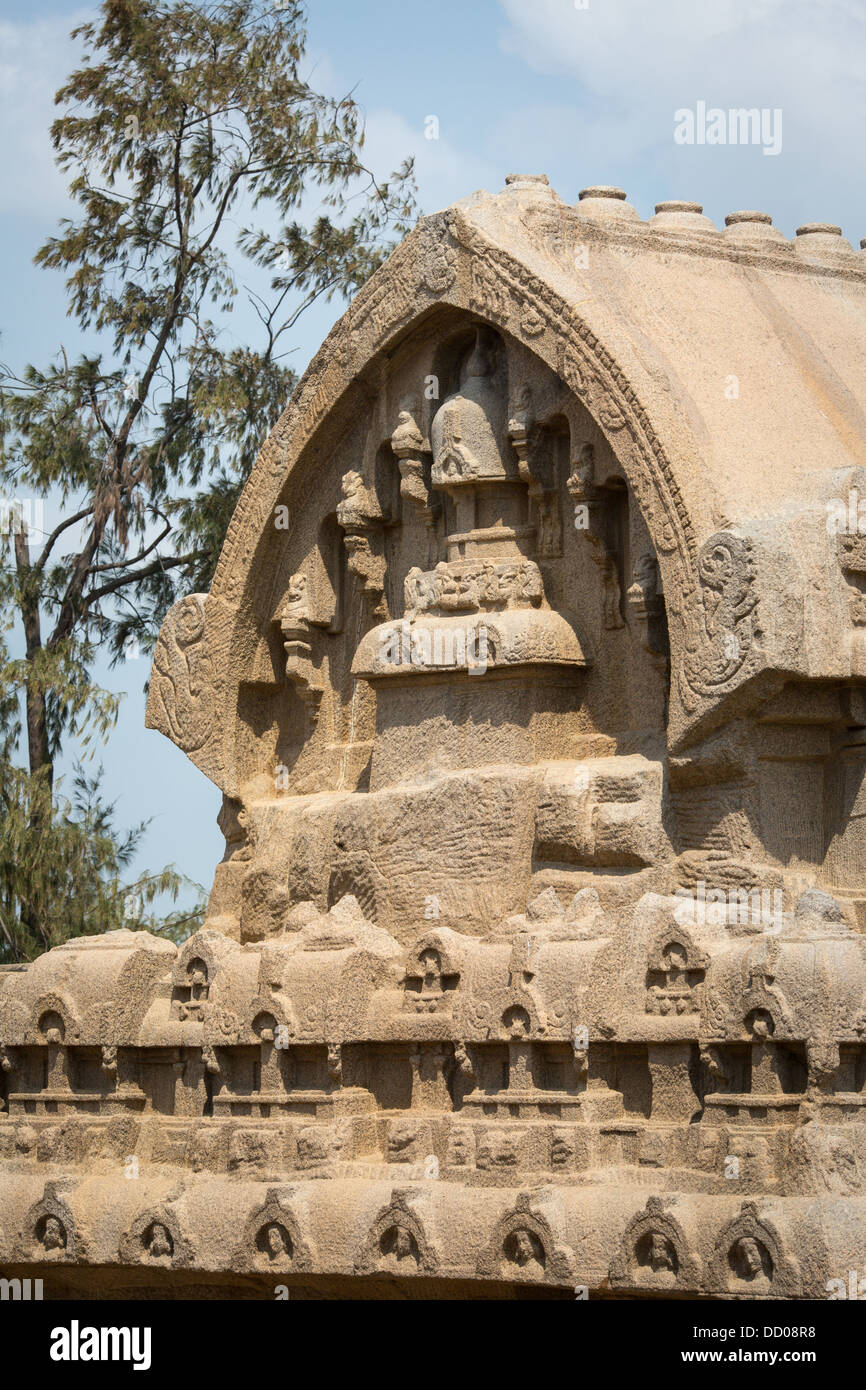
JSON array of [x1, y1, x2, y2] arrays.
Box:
[[0, 760, 205, 962], [0, 622, 204, 962], [0, 0, 416, 956]]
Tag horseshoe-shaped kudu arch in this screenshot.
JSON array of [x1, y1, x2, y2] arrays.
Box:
[[6, 176, 866, 1297]]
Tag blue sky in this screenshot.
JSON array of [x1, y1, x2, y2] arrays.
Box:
[[2, 0, 866, 916]]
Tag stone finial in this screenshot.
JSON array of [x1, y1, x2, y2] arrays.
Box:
[[650, 201, 717, 234], [725, 210, 773, 225], [796, 223, 842, 237], [794, 223, 855, 255], [575, 185, 640, 221], [505, 173, 550, 187], [579, 185, 627, 201], [655, 200, 703, 215], [723, 210, 786, 243]]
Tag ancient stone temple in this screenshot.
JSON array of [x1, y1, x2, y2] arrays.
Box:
[[5, 178, 866, 1298]]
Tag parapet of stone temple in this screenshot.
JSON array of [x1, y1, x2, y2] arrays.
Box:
[[5, 178, 866, 1296]]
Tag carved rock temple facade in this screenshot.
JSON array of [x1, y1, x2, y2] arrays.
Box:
[[5, 178, 866, 1297]]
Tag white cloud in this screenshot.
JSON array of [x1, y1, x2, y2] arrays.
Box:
[[494, 0, 866, 229]]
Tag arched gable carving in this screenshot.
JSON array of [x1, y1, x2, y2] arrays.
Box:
[[402, 934, 462, 1015], [31, 992, 80, 1045], [610, 1196, 701, 1290], [16, 1183, 81, 1263], [354, 1189, 439, 1275], [646, 924, 708, 1017], [233, 1188, 314, 1273], [476, 1190, 574, 1284], [707, 1202, 800, 1297], [149, 208, 750, 793], [119, 1204, 193, 1268]]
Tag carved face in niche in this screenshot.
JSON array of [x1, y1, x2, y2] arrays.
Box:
[[638, 1230, 677, 1275], [730, 1235, 771, 1282], [261, 1222, 292, 1261], [39, 1214, 66, 1252], [504, 1227, 544, 1269], [381, 1223, 418, 1263], [146, 1222, 173, 1259]]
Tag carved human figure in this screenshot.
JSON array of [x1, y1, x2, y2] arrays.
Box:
[[146, 1223, 173, 1259], [504, 1227, 544, 1271], [394, 1226, 415, 1262], [189, 962, 208, 1001], [341, 470, 365, 505], [404, 566, 429, 616], [179, 958, 209, 1021], [497, 563, 519, 607], [283, 573, 310, 620], [380, 1223, 419, 1265], [647, 1232, 676, 1274], [262, 1222, 292, 1263], [731, 1235, 769, 1282], [517, 561, 543, 606], [566, 442, 595, 503], [40, 1215, 67, 1254]]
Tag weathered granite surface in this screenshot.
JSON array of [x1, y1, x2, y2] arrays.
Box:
[[5, 177, 866, 1297]]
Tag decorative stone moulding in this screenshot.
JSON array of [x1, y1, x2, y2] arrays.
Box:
[[6, 174, 866, 1298]]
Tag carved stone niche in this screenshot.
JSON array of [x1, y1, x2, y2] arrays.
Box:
[[354, 1191, 438, 1276], [610, 1196, 701, 1292], [170, 929, 235, 1023], [645, 926, 708, 1016], [707, 1203, 800, 1298], [476, 1192, 574, 1285], [119, 1205, 192, 1268], [15, 1184, 80, 1264], [402, 937, 461, 1014], [233, 1189, 314, 1274]]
